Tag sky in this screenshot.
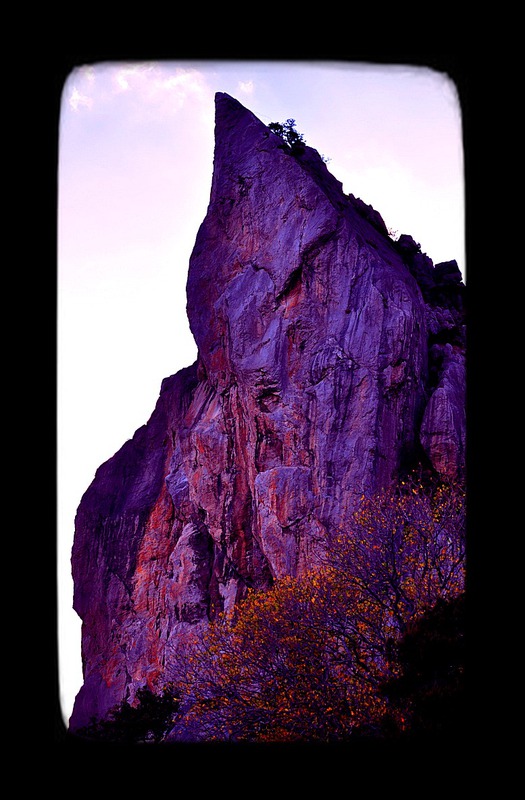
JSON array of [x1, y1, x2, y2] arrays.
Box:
[[57, 58, 465, 726]]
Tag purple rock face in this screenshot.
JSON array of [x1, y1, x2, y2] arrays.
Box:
[[69, 93, 465, 731]]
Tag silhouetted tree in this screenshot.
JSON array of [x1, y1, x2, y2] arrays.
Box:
[[268, 119, 306, 154], [379, 592, 466, 739], [75, 685, 180, 744]]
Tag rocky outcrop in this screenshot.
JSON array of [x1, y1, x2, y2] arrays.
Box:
[[69, 93, 465, 730]]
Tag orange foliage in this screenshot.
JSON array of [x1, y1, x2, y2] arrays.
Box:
[[167, 474, 466, 742]]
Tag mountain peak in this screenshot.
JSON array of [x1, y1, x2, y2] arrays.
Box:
[[70, 93, 465, 736]]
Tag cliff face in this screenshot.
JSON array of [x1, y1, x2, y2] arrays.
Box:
[[69, 93, 465, 730]]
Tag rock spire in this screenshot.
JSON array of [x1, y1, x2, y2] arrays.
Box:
[[69, 92, 465, 730]]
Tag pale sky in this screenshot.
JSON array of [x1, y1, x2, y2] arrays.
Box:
[[57, 59, 465, 726]]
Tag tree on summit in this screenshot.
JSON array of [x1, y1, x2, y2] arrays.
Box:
[[269, 118, 330, 162], [268, 118, 306, 154]]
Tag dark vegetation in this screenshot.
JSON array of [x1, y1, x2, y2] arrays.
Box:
[[76, 686, 179, 744], [269, 119, 330, 163], [378, 591, 466, 740], [268, 118, 307, 154]]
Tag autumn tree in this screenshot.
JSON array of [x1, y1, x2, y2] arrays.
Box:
[[325, 474, 466, 648], [169, 573, 389, 742], [167, 474, 466, 742]]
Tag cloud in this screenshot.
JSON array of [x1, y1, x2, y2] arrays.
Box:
[[106, 63, 212, 121], [114, 65, 136, 92], [238, 79, 254, 95], [65, 62, 213, 122], [68, 86, 93, 111], [65, 65, 96, 111]]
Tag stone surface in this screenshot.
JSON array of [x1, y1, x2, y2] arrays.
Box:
[[420, 344, 466, 479], [69, 93, 466, 730]]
